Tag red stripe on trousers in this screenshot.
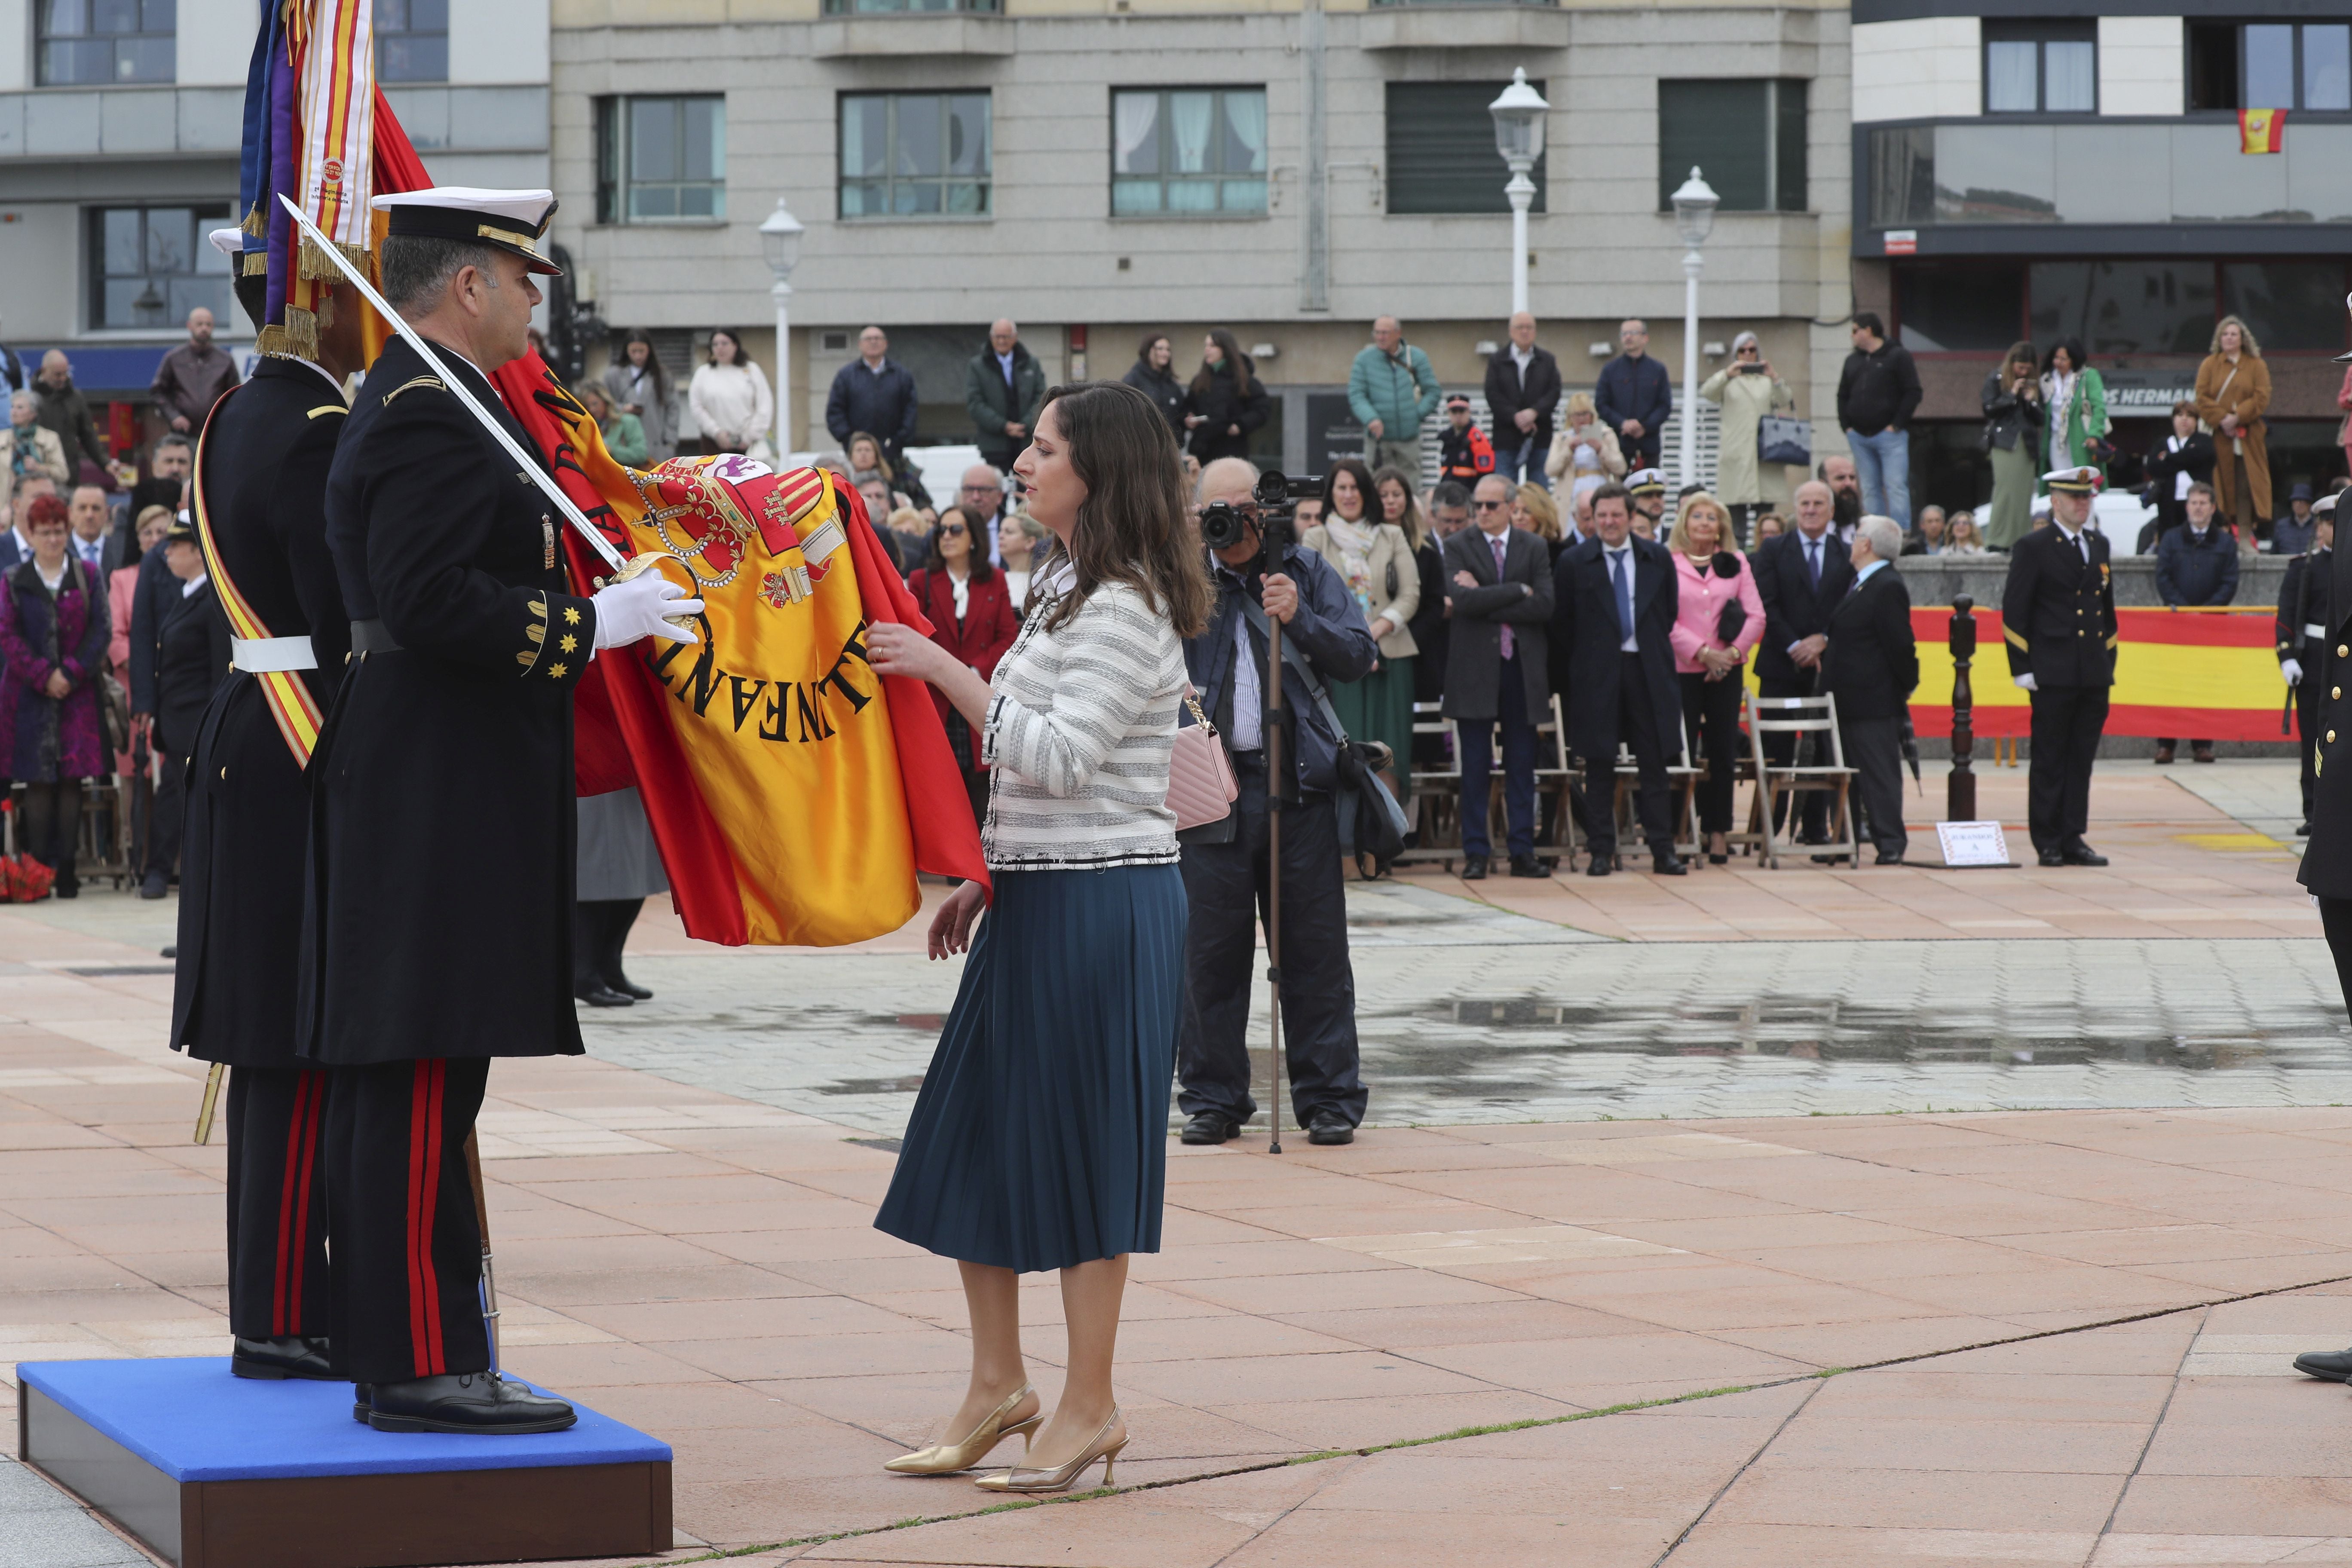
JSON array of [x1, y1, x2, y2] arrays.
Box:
[[405, 1063, 432, 1376], [270, 1072, 313, 1337], [417, 1061, 447, 1375], [285, 1071, 325, 1335]]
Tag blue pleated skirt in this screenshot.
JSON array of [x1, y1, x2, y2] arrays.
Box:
[[874, 864, 1188, 1274]]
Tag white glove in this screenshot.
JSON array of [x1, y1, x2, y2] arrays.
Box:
[[2013, 673, 2037, 692], [2284, 658, 2304, 687], [591, 571, 703, 649]]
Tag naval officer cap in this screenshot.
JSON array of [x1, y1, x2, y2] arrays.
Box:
[[371, 187, 562, 276], [2041, 466, 2101, 495], [1625, 467, 1668, 495], [2318, 491, 2341, 518]]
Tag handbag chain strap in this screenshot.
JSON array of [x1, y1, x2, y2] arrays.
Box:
[[1182, 692, 1217, 735]]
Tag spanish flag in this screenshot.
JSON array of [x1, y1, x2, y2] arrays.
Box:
[[2241, 107, 2286, 154]]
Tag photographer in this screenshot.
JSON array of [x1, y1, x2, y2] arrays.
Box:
[[1176, 457, 1376, 1148]]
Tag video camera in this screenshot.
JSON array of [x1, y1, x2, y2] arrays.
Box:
[[1197, 469, 1323, 557]]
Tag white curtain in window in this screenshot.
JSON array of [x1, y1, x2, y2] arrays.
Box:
[[1170, 92, 1212, 174], [1224, 90, 1267, 173], [2044, 41, 2095, 112], [1114, 92, 1158, 175], [1985, 40, 2038, 112]]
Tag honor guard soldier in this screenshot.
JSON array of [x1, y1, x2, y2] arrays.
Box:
[[171, 227, 364, 1384], [304, 188, 699, 1435], [2002, 466, 2117, 867], [2278, 490, 2337, 836]]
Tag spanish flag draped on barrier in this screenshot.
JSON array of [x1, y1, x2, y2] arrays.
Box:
[[487, 361, 990, 946]]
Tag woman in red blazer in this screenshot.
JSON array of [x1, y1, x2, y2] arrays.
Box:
[[906, 504, 1019, 830]]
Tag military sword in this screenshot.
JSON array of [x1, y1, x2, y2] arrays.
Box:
[[273, 193, 640, 579], [464, 1129, 502, 1376], [192, 1061, 224, 1145]]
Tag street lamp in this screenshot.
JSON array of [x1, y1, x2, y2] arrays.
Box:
[[757, 197, 805, 458], [1488, 67, 1549, 318], [1669, 166, 1719, 489]]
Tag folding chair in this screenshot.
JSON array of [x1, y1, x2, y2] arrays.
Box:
[[1743, 690, 1859, 869], [1531, 694, 1576, 852], [1393, 699, 1464, 867]]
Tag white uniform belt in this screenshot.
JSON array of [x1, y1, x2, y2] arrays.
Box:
[[231, 635, 317, 674], [2306, 623, 2328, 641]]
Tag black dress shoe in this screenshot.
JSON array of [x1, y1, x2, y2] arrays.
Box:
[[1651, 851, 1687, 876], [2295, 1348, 2352, 1381], [1180, 1111, 1241, 1145], [231, 1335, 337, 1381], [367, 1372, 576, 1435], [602, 970, 653, 1001], [2061, 844, 2109, 867], [2037, 848, 2067, 867], [575, 981, 634, 1008], [353, 1383, 372, 1422], [139, 869, 166, 900], [2300, 822, 2314, 837], [1305, 1112, 1355, 1146], [1508, 854, 1550, 878], [1461, 855, 1489, 881], [1586, 854, 1614, 876], [1875, 851, 1905, 866]]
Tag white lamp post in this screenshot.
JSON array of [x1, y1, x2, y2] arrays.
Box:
[[1669, 167, 1719, 490], [1488, 68, 1549, 318], [757, 197, 805, 458]]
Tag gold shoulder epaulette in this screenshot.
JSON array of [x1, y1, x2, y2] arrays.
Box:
[[381, 376, 446, 407], [306, 404, 347, 420]]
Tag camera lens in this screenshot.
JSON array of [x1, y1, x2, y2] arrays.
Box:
[[1199, 501, 1247, 551]]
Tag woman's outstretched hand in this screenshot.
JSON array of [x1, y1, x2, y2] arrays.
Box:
[[867, 621, 952, 684], [928, 879, 987, 960]]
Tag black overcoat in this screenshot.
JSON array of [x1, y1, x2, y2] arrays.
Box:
[[1550, 534, 1683, 763], [297, 337, 598, 1068], [1439, 524, 1552, 723], [2001, 524, 2116, 690], [1819, 565, 1919, 724], [2298, 543, 2352, 898], [1749, 527, 1854, 686], [172, 361, 352, 1069]]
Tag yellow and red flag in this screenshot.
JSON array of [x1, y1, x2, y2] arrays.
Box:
[[2241, 108, 2286, 154], [490, 360, 988, 946]]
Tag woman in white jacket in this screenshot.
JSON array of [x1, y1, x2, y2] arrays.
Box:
[[686, 328, 774, 457]]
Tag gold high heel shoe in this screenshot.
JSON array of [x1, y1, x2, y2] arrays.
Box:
[[883, 1384, 1043, 1475], [973, 1407, 1127, 1494]]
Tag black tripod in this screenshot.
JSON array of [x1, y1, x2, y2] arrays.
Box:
[[1261, 593, 1289, 1155]]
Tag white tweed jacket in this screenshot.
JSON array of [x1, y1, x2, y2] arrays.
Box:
[[980, 569, 1186, 871]]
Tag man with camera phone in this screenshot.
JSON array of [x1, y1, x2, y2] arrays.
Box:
[[1175, 458, 1377, 1148]]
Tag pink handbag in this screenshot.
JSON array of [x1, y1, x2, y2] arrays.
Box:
[[1169, 692, 1237, 831]]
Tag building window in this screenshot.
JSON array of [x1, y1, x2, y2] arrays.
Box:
[[1111, 89, 1268, 216], [821, 0, 1001, 11], [839, 93, 991, 218], [1656, 80, 1806, 214], [596, 97, 727, 224], [2190, 21, 2352, 112], [376, 0, 447, 83], [38, 0, 175, 86], [1385, 82, 1546, 216], [1983, 22, 2095, 114], [1894, 263, 2027, 353], [90, 205, 231, 331]]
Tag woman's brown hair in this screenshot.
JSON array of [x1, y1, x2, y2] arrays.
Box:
[[2004, 341, 2039, 390], [923, 504, 995, 582], [1190, 329, 1258, 401], [1370, 464, 1427, 549], [1035, 381, 1211, 639]]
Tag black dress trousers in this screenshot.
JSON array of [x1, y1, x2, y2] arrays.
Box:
[[2298, 679, 2321, 824], [224, 1065, 331, 1342], [2027, 686, 2109, 853], [1584, 652, 1675, 857], [1680, 670, 1745, 836], [324, 1057, 492, 1384], [2323, 898, 2352, 1017], [1176, 764, 1369, 1130]]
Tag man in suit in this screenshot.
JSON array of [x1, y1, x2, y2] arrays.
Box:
[[2153, 481, 2239, 763], [1443, 472, 1554, 879], [1751, 479, 1854, 840], [1483, 312, 1561, 488], [2278, 491, 2335, 835], [2003, 466, 2117, 867], [66, 484, 125, 576], [1819, 516, 1919, 865], [1551, 483, 1685, 876]]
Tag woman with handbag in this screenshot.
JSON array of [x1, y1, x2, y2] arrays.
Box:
[[907, 505, 1020, 830], [1699, 332, 1795, 545], [2196, 316, 2272, 536], [1982, 342, 2044, 551], [1305, 460, 1418, 797], [2042, 338, 2109, 484], [864, 380, 1207, 1496], [1668, 492, 1764, 865], [0, 496, 111, 897]]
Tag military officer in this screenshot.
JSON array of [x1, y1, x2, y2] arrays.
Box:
[[171, 228, 364, 1383], [2278, 491, 2337, 836], [303, 189, 699, 1435], [2001, 466, 2116, 867]]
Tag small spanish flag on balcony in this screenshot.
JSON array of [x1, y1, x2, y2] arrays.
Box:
[[2241, 107, 2286, 154]]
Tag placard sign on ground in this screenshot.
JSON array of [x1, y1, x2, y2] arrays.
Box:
[[1936, 820, 2016, 868]]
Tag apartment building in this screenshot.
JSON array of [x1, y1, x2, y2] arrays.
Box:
[[1854, 1, 2352, 511], [553, 0, 1854, 486]]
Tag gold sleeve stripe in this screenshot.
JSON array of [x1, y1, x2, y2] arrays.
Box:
[[2004, 627, 2030, 650], [306, 404, 346, 420]]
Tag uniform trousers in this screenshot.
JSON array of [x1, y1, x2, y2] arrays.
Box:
[[142, 754, 184, 879], [1584, 653, 1675, 858], [325, 1057, 492, 1385], [225, 1066, 331, 1342], [2323, 899, 2352, 1021], [1758, 674, 1830, 839], [1177, 767, 1368, 1130], [2028, 685, 2109, 853], [2297, 677, 2321, 824]]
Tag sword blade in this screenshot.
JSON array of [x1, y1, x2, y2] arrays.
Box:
[[272, 193, 628, 573]]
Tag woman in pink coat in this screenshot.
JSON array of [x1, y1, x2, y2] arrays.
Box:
[[1668, 491, 1764, 864], [2337, 363, 2352, 481], [107, 505, 172, 775]]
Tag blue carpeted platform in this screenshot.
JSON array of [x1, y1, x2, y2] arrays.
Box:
[[18, 1359, 671, 1482]]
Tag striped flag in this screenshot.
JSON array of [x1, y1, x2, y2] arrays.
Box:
[[2241, 108, 2286, 154]]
